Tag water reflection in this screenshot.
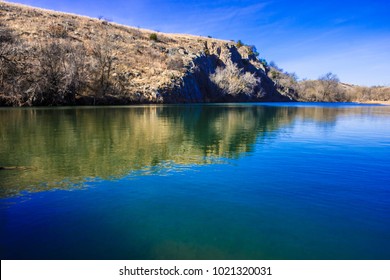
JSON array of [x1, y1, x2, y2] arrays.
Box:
[[0, 104, 385, 197]]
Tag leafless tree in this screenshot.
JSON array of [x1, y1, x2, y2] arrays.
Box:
[[89, 28, 117, 96], [27, 41, 88, 105]]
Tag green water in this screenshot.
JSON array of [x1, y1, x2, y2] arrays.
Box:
[[0, 104, 389, 259]]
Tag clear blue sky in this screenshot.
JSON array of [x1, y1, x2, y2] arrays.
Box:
[[9, 0, 390, 86]]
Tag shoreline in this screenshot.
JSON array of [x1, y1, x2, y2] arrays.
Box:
[[1, 99, 390, 107], [357, 101, 390, 106]]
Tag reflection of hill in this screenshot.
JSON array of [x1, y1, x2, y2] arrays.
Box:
[[0, 105, 376, 197]]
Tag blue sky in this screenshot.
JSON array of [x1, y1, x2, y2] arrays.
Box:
[[9, 0, 390, 86]]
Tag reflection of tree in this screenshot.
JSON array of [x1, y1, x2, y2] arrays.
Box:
[[0, 105, 373, 196]]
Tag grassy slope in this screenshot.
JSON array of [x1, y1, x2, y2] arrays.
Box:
[[0, 2, 214, 89]]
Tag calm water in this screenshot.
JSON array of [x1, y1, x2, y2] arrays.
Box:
[[0, 103, 389, 259]]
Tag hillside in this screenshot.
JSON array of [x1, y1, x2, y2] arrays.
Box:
[[0, 1, 291, 106]]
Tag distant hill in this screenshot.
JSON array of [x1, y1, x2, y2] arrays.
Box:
[[0, 1, 291, 106]]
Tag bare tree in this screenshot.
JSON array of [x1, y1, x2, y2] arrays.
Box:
[[0, 24, 16, 88], [0, 23, 33, 106], [89, 28, 116, 96], [318, 72, 340, 100], [28, 41, 88, 105]]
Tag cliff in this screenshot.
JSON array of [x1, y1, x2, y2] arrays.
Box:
[[0, 1, 291, 106]]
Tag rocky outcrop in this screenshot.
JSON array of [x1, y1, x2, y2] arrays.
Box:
[[158, 44, 292, 103]]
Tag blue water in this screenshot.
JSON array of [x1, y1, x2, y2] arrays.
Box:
[[0, 103, 389, 259]]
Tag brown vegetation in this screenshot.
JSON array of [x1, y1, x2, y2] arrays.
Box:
[[267, 62, 389, 103], [346, 85, 390, 102], [210, 61, 260, 97], [298, 73, 350, 102], [2, 1, 282, 106]]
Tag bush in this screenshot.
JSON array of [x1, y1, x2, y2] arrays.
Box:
[[248, 45, 259, 57], [236, 40, 243, 48], [210, 61, 259, 96], [259, 58, 268, 67], [47, 24, 68, 38], [149, 33, 158, 41]]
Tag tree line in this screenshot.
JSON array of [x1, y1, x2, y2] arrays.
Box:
[[267, 62, 389, 102]]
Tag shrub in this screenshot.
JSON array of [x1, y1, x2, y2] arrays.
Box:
[[269, 61, 283, 71], [47, 24, 68, 38], [248, 45, 259, 57], [236, 40, 244, 48], [210, 61, 259, 96], [149, 33, 158, 41], [259, 58, 268, 67]]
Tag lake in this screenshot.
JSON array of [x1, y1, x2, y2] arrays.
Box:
[[0, 103, 389, 259]]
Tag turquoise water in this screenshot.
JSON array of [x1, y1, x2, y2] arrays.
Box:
[[0, 103, 389, 259]]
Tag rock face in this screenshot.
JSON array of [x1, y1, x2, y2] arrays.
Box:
[[159, 42, 291, 103], [159, 46, 290, 103], [0, 2, 293, 106]]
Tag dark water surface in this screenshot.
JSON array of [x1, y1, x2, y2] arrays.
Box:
[[1, 103, 389, 259]]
